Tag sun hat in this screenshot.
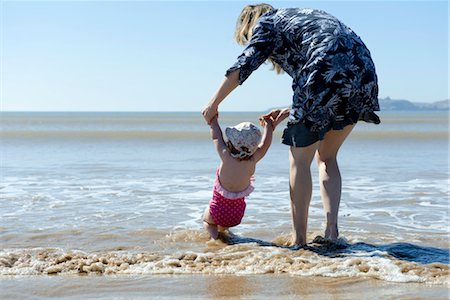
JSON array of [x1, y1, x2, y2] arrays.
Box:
[[225, 122, 262, 159]]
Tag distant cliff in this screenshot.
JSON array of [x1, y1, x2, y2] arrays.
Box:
[[268, 97, 449, 112], [379, 97, 449, 111]]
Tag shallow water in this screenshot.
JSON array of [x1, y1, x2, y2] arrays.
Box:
[[0, 111, 449, 296]]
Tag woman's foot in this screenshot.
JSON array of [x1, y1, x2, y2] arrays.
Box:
[[312, 235, 348, 250], [290, 234, 306, 247], [324, 224, 339, 241]]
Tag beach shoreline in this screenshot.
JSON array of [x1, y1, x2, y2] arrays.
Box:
[[2, 274, 449, 300]]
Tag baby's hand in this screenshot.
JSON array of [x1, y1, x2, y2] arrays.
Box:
[[209, 114, 219, 127], [259, 116, 269, 126], [260, 116, 274, 129], [265, 117, 274, 130]]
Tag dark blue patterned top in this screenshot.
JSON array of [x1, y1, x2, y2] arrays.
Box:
[[226, 8, 380, 132]]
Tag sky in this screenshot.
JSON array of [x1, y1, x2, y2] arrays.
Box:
[[2, 0, 449, 111]]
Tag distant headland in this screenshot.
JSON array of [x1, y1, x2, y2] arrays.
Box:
[[269, 97, 449, 112], [379, 97, 449, 111]]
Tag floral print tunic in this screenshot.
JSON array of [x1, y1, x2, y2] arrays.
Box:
[[226, 8, 380, 132]]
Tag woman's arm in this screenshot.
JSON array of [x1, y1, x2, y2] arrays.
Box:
[[202, 70, 240, 125], [202, 16, 276, 125]]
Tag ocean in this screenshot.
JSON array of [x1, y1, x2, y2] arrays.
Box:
[[1, 111, 449, 299]]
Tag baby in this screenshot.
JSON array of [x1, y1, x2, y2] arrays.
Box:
[[203, 115, 273, 239]]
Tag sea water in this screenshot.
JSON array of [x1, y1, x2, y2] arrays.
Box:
[[1, 111, 449, 288]]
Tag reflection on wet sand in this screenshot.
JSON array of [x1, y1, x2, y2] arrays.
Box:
[[206, 275, 254, 299], [1, 275, 448, 300]]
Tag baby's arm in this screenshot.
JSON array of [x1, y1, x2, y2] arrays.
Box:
[[253, 118, 274, 162], [210, 116, 229, 160]]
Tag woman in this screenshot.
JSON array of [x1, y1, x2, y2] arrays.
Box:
[[202, 4, 380, 246]]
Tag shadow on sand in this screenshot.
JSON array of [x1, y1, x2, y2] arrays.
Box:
[[218, 232, 450, 265]]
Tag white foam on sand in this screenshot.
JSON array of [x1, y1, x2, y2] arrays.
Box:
[[1, 235, 448, 285]]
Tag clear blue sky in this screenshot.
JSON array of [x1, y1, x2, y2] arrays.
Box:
[[2, 0, 448, 111]]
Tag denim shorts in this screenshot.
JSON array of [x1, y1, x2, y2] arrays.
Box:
[[281, 122, 328, 148], [281, 111, 380, 148]]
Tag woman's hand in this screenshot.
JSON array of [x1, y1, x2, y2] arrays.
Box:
[[202, 104, 219, 125]]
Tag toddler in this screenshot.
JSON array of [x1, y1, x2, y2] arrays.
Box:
[[203, 115, 273, 239]]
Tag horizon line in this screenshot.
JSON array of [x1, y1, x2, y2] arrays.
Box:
[[0, 110, 272, 113]]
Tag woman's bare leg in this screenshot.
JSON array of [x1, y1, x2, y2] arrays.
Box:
[[316, 124, 355, 240], [289, 143, 319, 246]]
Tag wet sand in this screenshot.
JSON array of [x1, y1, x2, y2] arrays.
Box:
[[2, 274, 449, 299]]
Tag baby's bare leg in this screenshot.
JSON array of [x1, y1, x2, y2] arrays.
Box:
[[203, 206, 218, 239], [217, 226, 229, 232]]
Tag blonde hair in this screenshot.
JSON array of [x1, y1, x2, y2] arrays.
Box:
[[234, 3, 283, 74]]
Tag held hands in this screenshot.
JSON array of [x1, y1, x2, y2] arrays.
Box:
[[209, 113, 219, 126], [202, 104, 218, 125], [259, 107, 290, 129], [259, 116, 274, 130]]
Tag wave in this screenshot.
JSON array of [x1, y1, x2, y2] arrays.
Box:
[[1, 231, 448, 285], [0, 130, 208, 139], [1, 130, 448, 140]]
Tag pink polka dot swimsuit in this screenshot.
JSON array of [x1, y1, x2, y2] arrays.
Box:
[[209, 170, 254, 228]]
